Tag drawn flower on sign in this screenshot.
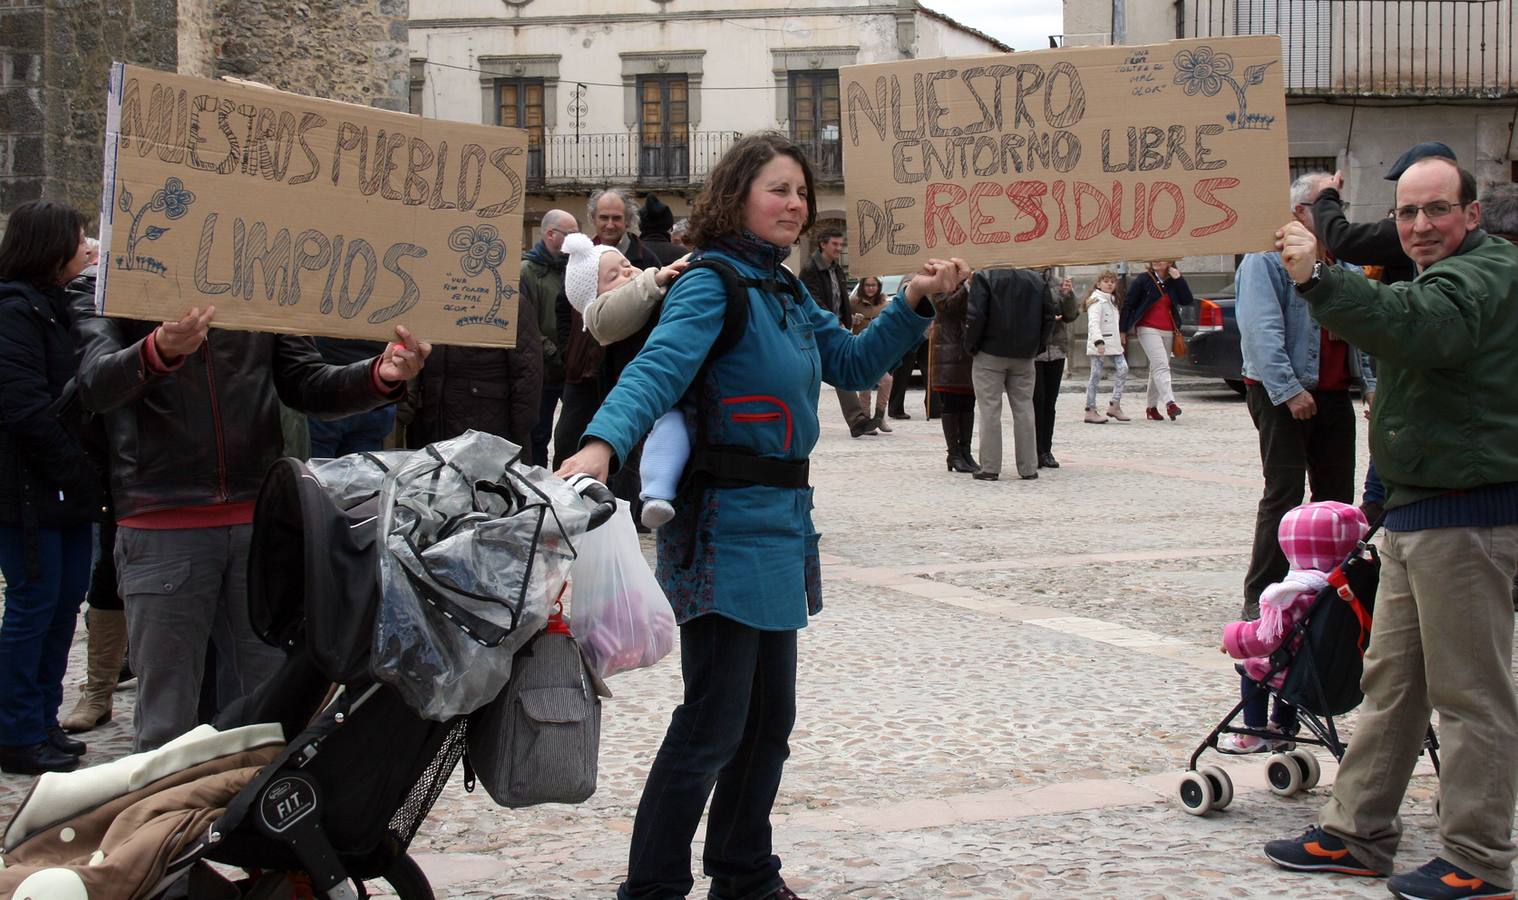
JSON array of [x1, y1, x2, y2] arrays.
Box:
[[1173, 46, 1276, 130], [115, 177, 198, 275], [450, 224, 507, 277], [1173, 46, 1233, 96], [155, 177, 196, 220], [449, 224, 513, 331]]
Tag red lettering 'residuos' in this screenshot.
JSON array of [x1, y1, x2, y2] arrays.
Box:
[[1189, 177, 1241, 238], [924, 183, 968, 249]]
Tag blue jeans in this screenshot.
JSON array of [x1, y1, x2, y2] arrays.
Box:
[[1240, 671, 1299, 731], [620, 615, 797, 900], [1085, 353, 1128, 410], [307, 405, 396, 458], [0, 524, 92, 746]]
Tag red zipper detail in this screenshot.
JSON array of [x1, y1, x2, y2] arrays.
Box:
[[721, 394, 792, 451], [731, 412, 781, 422], [202, 336, 229, 501]]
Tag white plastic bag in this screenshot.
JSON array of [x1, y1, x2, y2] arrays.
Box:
[[567, 500, 675, 678]]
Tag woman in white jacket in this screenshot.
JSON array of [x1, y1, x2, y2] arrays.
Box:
[[1083, 270, 1131, 423]]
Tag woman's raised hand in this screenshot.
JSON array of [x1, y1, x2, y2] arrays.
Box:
[[905, 257, 969, 304]]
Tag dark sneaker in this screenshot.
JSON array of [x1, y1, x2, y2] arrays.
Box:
[[1264, 827, 1381, 876], [1388, 858, 1514, 899], [768, 889, 807, 900]]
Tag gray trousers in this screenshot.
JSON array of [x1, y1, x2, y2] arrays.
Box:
[[834, 387, 872, 430], [971, 352, 1037, 477], [1320, 524, 1518, 885], [116, 524, 284, 751]]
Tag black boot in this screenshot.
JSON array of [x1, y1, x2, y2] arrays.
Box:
[[942, 414, 977, 472], [957, 409, 979, 471], [0, 741, 80, 775], [47, 727, 86, 756]]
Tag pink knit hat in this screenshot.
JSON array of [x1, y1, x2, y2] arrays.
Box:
[[1278, 501, 1369, 572]]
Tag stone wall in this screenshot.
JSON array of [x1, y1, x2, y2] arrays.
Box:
[[0, 0, 408, 241], [213, 0, 410, 111], [1, 0, 178, 236]]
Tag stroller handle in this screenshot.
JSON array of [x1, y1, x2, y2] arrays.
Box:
[[566, 474, 618, 532]]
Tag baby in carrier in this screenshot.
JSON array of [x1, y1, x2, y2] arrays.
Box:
[[562, 233, 690, 529], [1218, 500, 1369, 752]]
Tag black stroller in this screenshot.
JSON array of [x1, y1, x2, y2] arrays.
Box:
[[1178, 523, 1441, 815], [1, 449, 616, 899]]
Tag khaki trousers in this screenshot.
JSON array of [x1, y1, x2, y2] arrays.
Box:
[[1320, 524, 1518, 886], [971, 353, 1036, 478]]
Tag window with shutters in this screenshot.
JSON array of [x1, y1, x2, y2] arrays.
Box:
[[496, 79, 545, 181], [637, 75, 690, 182], [789, 70, 842, 179]]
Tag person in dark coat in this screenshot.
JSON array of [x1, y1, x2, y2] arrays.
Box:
[[72, 249, 428, 753], [929, 275, 977, 472], [801, 228, 876, 437], [965, 266, 1056, 480], [0, 201, 103, 774], [408, 291, 544, 456], [1032, 271, 1080, 469], [639, 194, 687, 266]]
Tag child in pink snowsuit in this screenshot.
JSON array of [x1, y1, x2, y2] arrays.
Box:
[[1224, 500, 1369, 688]]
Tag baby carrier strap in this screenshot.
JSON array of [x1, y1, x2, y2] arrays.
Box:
[[668, 256, 810, 568]]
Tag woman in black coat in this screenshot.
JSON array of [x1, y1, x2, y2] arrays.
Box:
[[0, 201, 104, 774]]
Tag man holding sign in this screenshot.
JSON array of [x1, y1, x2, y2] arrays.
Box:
[[70, 299, 429, 751], [1263, 156, 1518, 900]]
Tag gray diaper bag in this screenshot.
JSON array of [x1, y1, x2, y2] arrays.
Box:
[[467, 625, 610, 807]]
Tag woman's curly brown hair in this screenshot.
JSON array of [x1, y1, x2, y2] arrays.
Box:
[[686, 132, 817, 249]]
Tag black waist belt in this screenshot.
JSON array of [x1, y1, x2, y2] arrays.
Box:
[[688, 447, 810, 489]]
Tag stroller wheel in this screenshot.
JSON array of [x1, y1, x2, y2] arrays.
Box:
[[1199, 764, 1234, 810], [1178, 770, 1215, 815], [1288, 749, 1321, 790], [1266, 752, 1304, 796]]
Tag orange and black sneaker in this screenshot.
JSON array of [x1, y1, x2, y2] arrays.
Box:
[[1263, 827, 1381, 876], [1387, 858, 1515, 899]]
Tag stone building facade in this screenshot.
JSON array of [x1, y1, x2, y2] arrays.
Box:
[[0, 0, 411, 240], [409, 0, 1009, 259]]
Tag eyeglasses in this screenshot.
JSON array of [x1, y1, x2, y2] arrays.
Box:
[[1393, 201, 1465, 223]]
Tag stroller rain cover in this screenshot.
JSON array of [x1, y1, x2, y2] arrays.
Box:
[[372, 431, 595, 720]]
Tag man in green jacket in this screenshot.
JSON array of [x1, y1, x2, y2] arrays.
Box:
[[1263, 157, 1518, 900], [521, 209, 577, 466]]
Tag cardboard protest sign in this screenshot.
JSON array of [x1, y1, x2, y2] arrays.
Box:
[[97, 63, 526, 347], [841, 36, 1288, 272]]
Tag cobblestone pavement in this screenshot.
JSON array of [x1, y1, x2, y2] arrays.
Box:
[[3, 381, 1512, 898]]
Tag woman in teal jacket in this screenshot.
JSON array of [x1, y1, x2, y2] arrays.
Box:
[[559, 133, 963, 900]]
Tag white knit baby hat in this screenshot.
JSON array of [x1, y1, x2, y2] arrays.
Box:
[[563, 232, 618, 313]]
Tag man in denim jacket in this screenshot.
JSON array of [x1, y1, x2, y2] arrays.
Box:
[[1236, 171, 1376, 622]]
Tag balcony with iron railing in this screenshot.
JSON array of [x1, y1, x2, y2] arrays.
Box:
[[1182, 0, 1516, 97], [522, 131, 845, 189]]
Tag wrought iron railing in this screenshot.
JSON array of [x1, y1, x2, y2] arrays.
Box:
[[526, 131, 844, 188], [1183, 0, 1516, 97]]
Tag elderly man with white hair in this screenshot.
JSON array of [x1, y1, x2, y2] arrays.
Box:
[[1225, 171, 1376, 752]]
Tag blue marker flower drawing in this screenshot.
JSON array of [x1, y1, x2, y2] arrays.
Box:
[[116, 177, 196, 273], [449, 224, 514, 330], [1173, 46, 1276, 130]]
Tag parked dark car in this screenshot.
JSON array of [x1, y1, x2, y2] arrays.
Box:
[[1172, 279, 1245, 395]]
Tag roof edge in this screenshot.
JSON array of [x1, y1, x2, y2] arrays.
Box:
[[915, 3, 1015, 53]]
